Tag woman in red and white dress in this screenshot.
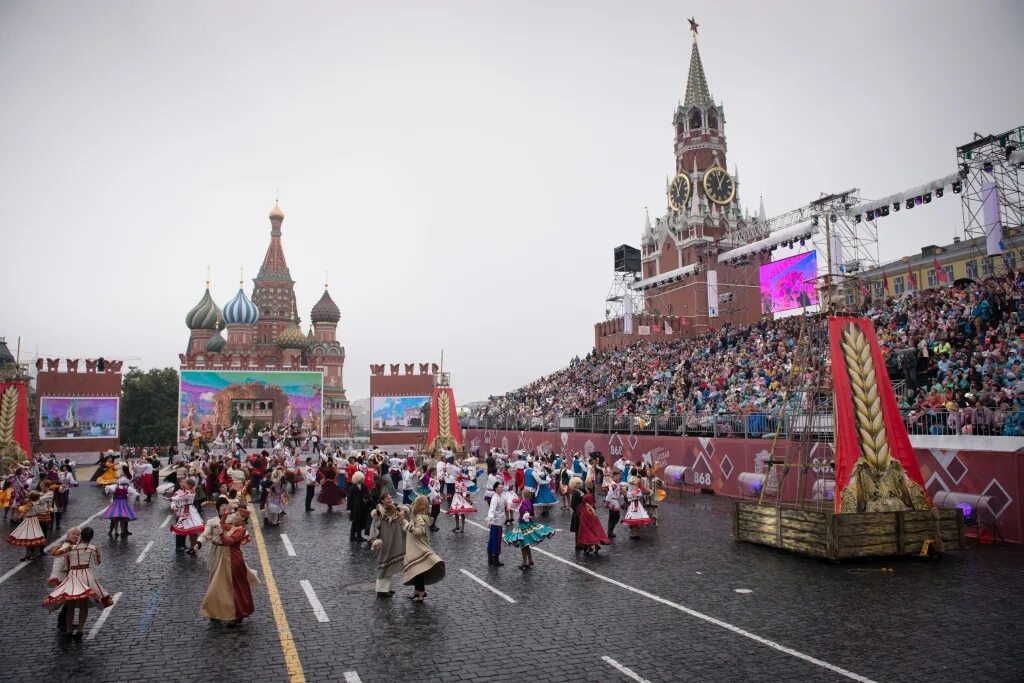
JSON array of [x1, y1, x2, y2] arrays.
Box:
[[7, 490, 48, 560], [622, 476, 655, 537], [42, 526, 113, 640], [170, 479, 206, 554], [446, 473, 476, 533]]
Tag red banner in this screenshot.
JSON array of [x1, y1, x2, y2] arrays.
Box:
[[829, 317, 926, 512], [0, 381, 32, 461], [426, 386, 463, 454]]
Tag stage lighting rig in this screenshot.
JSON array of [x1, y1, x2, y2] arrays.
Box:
[[923, 193, 932, 204]]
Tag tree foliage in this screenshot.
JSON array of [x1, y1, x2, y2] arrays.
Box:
[[120, 366, 179, 446]]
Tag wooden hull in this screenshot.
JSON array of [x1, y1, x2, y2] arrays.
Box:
[[733, 501, 965, 560]]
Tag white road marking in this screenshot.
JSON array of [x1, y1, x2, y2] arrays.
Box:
[[734, 588, 753, 594], [464, 520, 875, 683], [602, 656, 652, 683], [159, 515, 172, 529], [459, 568, 516, 604], [280, 534, 296, 557], [343, 673, 362, 683], [85, 591, 122, 641], [0, 506, 107, 588], [135, 541, 154, 564], [299, 579, 329, 622]]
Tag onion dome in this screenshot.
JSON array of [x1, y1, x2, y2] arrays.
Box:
[[223, 288, 260, 325], [205, 329, 226, 352], [310, 287, 341, 324], [269, 201, 284, 221], [276, 317, 306, 349], [185, 287, 222, 331]]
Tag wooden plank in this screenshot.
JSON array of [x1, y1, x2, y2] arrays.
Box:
[[836, 533, 899, 549], [778, 508, 830, 523], [735, 530, 779, 547], [778, 518, 827, 534], [835, 513, 898, 528], [780, 538, 828, 557], [737, 504, 777, 518]]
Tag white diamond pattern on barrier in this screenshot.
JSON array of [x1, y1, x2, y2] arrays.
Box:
[[627, 434, 638, 451], [719, 454, 734, 480], [925, 471, 949, 500]]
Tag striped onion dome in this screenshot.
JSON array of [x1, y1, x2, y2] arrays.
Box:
[[223, 287, 260, 325], [310, 287, 341, 323], [185, 287, 222, 331], [205, 328, 226, 352], [276, 318, 307, 349]]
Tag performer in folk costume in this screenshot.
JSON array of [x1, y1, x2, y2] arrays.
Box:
[[574, 492, 611, 554], [200, 508, 260, 627], [317, 462, 346, 512], [603, 470, 623, 538], [567, 476, 585, 537], [446, 473, 476, 534], [346, 471, 371, 543], [557, 461, 573, 510], [95, 458, 120, 486], [427, 477, 443, 532], [170, 479, 206, 554], [102, 476, 138, 538], [369, 494, 407, 597], [504, 490, 555, 570], [48, 526, 80, 632], [264, 480, 288, 527], [8, 491, 49, 560], [485, 481, 511, 567], [43, 526, 113, 640], [136, 457, 158, 502], [401, 495, 446, 602], [623, 476, 655, 536], [533, 466, 558, 516]]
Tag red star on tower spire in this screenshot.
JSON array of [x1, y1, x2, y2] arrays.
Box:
[[688, 16, 699, 39]]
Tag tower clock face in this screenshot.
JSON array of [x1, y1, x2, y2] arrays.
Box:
[[703, 167, 736, 205], [668, 173, 692, 212]]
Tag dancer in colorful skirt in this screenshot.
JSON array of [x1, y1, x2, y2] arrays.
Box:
[[8, 491, 48, 560], [42, 526, 113, 640], [102, 476, 138, 538], [170, 479, 205, 554], [504, 490, 555, 570], [200, 508, 260, 627], [95, 457, 120, 486], [401, 495, 445, 602], [446, 473, 476, 533], [574, 492, 611, 554], [533, 466, 558, 517], [317, 462, 345, 512], [623, 476, 655, 537]]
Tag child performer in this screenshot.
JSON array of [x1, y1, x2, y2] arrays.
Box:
[[503, 489, 555, 570]]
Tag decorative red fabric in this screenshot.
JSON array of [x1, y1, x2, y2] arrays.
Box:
[[0, 381, 32, 461], [426, 386, 464, 451], [829, 316, 928, 513]]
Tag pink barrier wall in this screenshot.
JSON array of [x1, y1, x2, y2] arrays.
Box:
[[464, 429, 1024, 544]]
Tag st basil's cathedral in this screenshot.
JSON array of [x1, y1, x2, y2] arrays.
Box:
[[180, 201, 353, 437]]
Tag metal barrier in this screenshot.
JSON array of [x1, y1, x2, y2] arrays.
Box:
[[462, 409, 1024, 439]]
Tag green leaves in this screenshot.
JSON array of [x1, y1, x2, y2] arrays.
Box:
[[120, 366, 179, 446]]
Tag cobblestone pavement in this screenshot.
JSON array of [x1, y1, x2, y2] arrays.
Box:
[[1, 481, 1022, 683]]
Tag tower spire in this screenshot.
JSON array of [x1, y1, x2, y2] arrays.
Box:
[[683, 18, 713, 109]]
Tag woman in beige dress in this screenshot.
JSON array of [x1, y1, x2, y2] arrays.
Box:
[[401, 495, 445, 602]]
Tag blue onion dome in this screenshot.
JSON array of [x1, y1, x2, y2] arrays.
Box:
[[185, 287, 222, 330], [205, 328, 226, 352], [223, 287, 260, 325], [276, 318, 306, 349], [310, 287, 341, 324]]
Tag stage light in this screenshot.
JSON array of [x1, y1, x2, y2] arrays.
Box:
[[830, 214, 837, 222], [799, 238, 806, 247], [915, 196, 923, 206], [892, 202, 901, 212], [936, 187, 944, 198], [953, 180, 962, 193], [923, 193, 932, 204], [866, 209, 875, 221], [880, 205, 890, 217], [811, 216, 819, 227], [983, 161, 993, 173], [770, 244, 777, 252], [906, 199, 915, 209], [959, 163, 969, 177], [855, 214, 862, 223]]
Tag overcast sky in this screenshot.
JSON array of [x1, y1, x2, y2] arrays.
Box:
[[2, 0, 1023, 403]]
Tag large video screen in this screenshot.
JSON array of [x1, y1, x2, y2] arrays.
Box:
[[759, 251, 819, 313], [179, 370, 323, 439], [372, 395, 430, 433], [40, 397, 119, 439]]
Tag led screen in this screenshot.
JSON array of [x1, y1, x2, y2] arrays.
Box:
[[759, 251, 819, 313]]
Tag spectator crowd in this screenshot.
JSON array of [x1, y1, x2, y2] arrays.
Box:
[[474, 273, 1024, 437]]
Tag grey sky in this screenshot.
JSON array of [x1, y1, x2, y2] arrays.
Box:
[[3, 0, 1023, 403]]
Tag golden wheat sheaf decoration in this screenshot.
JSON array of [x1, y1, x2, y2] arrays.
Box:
[[436, 391, 452, 442], [839, 323, 890, 469], [0, 386, 26, 463]]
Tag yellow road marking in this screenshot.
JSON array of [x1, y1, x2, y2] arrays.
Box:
[[248, 504, 306, 682]]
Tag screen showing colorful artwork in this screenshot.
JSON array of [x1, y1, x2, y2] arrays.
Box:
[[759, 251, 819, 313], [39, 397, 119, 439], [179, 370, 323, 440], [371, 395, 430, 433]]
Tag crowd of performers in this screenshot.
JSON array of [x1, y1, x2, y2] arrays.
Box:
[[3, 439, 666, 637]]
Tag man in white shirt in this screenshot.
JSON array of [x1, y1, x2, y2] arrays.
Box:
[[303, 458, 318, 512], [485, 481, 508, 567]]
